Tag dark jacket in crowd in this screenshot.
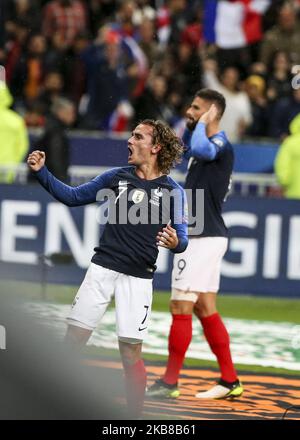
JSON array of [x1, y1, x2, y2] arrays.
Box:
[[36, 115, 70, 182], [81, 43, 128, 129], [268, 95, 300, 138]]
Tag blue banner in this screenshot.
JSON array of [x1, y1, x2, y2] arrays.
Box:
[[30, 133, 279, 173], [0, 184, 299, 298], [70, 137, 279, 173]]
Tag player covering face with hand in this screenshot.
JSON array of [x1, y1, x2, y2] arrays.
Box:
[[27, 119, 188, 419], [147, 89, 243, 400]]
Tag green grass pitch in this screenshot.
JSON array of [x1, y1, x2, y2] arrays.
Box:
[[1, 279, 300, 376]]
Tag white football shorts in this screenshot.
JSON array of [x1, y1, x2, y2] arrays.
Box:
[[67, 263, 153, 342], [171, 237, 228, 302]]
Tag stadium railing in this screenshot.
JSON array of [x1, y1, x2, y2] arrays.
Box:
[[0, 164, 281, 197]]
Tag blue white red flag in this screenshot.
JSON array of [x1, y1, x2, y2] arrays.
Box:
[[203, 0, 270, 48]]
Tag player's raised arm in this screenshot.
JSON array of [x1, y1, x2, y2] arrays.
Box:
[[27, 150, 117, 207], [190, 104, 221, 161]]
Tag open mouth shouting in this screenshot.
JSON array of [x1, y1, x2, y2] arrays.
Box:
[[128, 145, 133, 161]]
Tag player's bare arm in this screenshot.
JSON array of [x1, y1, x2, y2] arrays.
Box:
[[27, 150, 46, 172], [156, 224, 179, 249]]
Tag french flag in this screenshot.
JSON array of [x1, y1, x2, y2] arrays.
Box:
[[204, 0, 271, 48]]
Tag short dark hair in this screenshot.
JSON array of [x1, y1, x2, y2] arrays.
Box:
[[140, 119, 184, 175], [195, 88, 226, 118]]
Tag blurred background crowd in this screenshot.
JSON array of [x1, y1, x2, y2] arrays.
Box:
[[1, 0, 300, 138], [1, 0, 300, 194]]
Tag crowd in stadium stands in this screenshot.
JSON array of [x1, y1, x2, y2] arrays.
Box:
[[1, 0, 300, 141]]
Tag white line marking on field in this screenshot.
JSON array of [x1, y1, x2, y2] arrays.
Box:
[[25, 302, 300, 371]]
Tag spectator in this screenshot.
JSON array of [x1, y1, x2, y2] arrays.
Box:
[[3, 0, 300, 137], [157, 0, 190, 49], [9, 33, 47, 108], [132, 74, 173, 125], [80, 27, 129, 130], [115, 0, 137, 37], [269, 88, 300, 138], [154, 52, 176, 86], [260, 1, 300, 67], [24, 100, 46, 128], [133, 0, 156, 26], [4, 19, 30, 86], [23, 34, 48, 102], [109, 3, 150, 96], [64, 32, 90, 105], [245, 75, 269, 137], [0, 0, 11, 51], [275, 113, 300, 198], [34, 97, 76, 182], [137, 19, 160, 67], [43, 29, 82, 90], [203, 59, 252, 142], [0, 81, 29, 183], [174, 41, 202, 99], [12, 0, 41, 33], [43, 0, 87, 50], [267, 51, 293, 102], [37, 71, 65, 115], [180, 2, 203, 50], [86, 0, 118, 38]]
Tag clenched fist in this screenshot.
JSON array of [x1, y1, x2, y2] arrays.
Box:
[[27, 150, 46, 172]]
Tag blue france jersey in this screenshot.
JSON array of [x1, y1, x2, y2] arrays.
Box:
[[35, 166, 188, 278], [183, 122, 234, 237]]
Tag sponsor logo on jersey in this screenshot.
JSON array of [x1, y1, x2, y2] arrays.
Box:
[[150, 187, 163, 206], [138, 326, 147, 331], [154, 187, 163, 197]]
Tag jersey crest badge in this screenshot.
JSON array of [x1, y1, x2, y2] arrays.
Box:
[[132, 189, 145, 204], [213, 138, 224, 148]]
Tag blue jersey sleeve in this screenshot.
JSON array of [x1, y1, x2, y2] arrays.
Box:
[[169, 183, 188, 253], [182, 128, 193, 159], [34, 166, 119, 207], [190, 122, 225, 161]]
